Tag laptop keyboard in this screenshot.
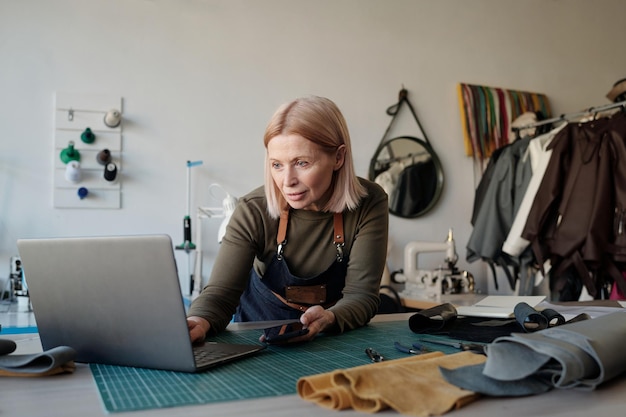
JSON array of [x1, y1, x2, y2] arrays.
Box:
[[193, 346, 237, 366]]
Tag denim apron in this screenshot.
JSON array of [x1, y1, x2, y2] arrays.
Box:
[[234, 211, 347, 322]]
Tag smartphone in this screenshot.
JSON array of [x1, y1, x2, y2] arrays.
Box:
[[263, 321, 309, 345]]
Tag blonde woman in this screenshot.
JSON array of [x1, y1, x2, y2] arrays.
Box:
[[187, 96, 388, 344]]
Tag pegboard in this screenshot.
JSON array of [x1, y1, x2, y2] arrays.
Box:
[[53, 92, 123, 209]]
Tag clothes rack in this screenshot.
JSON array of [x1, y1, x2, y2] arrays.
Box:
[[512, 100, 626, 133]]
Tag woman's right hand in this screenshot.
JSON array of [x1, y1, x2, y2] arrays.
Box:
[[187, 316, 211, 343]]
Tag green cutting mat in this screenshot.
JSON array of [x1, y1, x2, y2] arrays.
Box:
[[90, 320, 458, 413]]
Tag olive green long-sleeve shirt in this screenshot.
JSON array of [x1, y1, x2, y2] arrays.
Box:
[[187, 178, 389, 335]]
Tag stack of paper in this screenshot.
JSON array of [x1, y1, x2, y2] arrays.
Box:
[[456, 296, 546, 318]]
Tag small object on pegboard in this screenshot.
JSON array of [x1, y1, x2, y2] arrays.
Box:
[[60, 141, 81, 164], [81, 127, 96, 144], [103, 162, 118, 183], [65, 160, 82, 183], [77, 187, 89, 199], [96, 149, 112, 165], [104, 109, 122, 128]]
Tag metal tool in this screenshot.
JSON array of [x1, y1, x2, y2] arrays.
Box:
[[394, 341, 427, 355], [365, 347, 384, 362], [419, 338, 486, 354]]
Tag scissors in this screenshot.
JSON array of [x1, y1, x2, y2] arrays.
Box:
[[365, 347, 385, 362]]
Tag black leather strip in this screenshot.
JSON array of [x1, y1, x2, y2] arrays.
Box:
[[514, 302, 548, 332], [408, 303, 458, 333]]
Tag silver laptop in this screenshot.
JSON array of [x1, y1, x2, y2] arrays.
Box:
[[17, 234, 265, 372]]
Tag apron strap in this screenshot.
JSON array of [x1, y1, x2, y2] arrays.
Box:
[[333, 212, 345, 262], [275, 210, 345, 262], [276, 210, 289, 260]]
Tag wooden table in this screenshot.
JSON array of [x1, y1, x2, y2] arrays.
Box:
[[1, 313, 625, 417]]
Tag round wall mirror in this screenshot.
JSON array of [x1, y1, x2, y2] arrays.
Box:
[[369, 136, 444, 218]]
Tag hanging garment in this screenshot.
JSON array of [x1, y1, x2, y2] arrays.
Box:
[[374, 161, 405, 198], [521, 111, 626, 299], [604, 111, 626, 296], [466, 136, 532, 290], [502, 123, 567, 257], [389, 158, 438, 217], [497, 124, 567, 295], [470, 145, 506, 226]]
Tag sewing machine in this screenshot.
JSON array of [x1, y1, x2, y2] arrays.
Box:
[[394, 229, 474, 302]]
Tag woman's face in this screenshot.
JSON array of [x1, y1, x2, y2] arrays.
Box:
[[267, 134, 345, 211]]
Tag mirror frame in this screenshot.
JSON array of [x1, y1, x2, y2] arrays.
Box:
[[369, 135, 444, 218]]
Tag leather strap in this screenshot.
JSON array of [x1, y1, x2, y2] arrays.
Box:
[[276, 210, 345, 261], [333, 212, 345, 262], [277, 210, 289, 245], [378, 88, 431, 148], [333, 212, 344, 244], [276, 210, 289, 260]]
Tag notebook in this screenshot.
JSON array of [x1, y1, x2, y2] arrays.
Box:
[[17, 234, 265, 372], [455, 295, 547, 318]]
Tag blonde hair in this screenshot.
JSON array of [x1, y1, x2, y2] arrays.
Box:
[[263, 96, 367, 218]]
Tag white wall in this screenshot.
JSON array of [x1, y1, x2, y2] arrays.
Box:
[[1, 0, 625, 294]]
